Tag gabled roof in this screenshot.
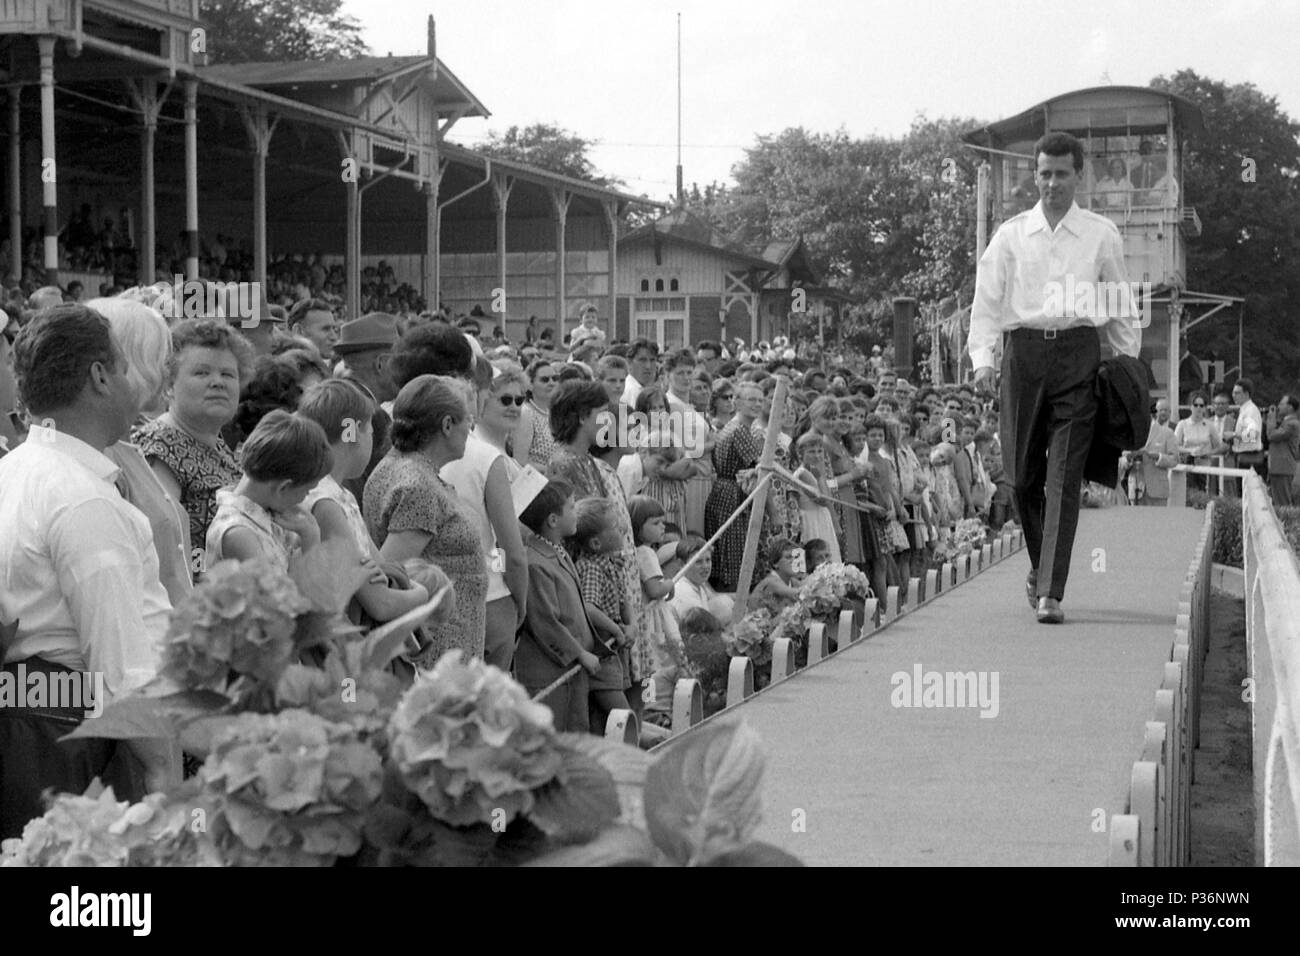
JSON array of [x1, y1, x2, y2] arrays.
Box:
[[440, 142, 661, 208], [759, 235, 822, 285], [199, 55, 489, 120], [620, 209, 776, 269]]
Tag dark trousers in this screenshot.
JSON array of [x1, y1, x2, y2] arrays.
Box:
[[1001, 327, 1101, 602], [1268, 473, 1294, 507], [0, 657, 139, 840]]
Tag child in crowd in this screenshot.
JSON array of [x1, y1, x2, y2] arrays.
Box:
[[629, 495, 688, 729], [205, 409, 331, 572], [929, 440, 963, 542], [518, 480, 606, 733], [668, 534, 735, 623], [804, 538, 832, 575], [297, 378, 430, 623], [659, 521, 684, 578], [572, 497, 634, 727], [750, 537, 804, 616], [857, 416, 897, 602]]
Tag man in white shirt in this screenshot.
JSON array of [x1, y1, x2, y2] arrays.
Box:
[[970, 131, 1141, 624], [1230, 378, 1265, 489], [623, 338, 659, 407], [0, 305, 177, 838]]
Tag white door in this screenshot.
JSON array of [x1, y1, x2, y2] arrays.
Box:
[[634, 296, 687, 349]]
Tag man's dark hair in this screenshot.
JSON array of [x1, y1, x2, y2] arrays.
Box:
[[629, 337, 659, 360], [1033, 131, 1085, 173], [1235, 378, 1254, 398], [389, 323, 474, 389], [550, 380, 611, 444], [696, 340, 722, 359], [1212, 387, 1232, 401], [240, 409, 333, 486], [288, 298, 335, 326], [13, 303, 117, 414]]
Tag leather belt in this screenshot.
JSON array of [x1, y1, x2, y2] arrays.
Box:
[[1008, 325, 1095, 341]]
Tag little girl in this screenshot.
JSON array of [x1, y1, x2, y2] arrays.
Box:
[[205, 409, 332, 573], [929, 441, 963, 544], [298, 378, 430, 624], [750, 537, 804, 617], [629, 494, 689, 728]]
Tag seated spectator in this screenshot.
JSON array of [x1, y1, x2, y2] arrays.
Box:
[[0, 304, 178, 838], [668, 534, 735, 623]]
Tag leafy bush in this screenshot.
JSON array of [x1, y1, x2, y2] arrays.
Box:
[[1186, 492, 1300, 569]]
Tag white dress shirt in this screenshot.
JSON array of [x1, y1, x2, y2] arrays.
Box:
[[622, 374, 644, 409], [0, 424, 170, 699], [1232, 400, 1263, 454], [969, 200, 1142, 370]]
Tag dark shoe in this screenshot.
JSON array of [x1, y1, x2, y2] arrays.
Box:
[[1036, 597, 1064, 624], [1026, 571, 1038, 610]]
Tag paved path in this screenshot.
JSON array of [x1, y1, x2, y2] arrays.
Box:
[[666, 506, 1206, 866]]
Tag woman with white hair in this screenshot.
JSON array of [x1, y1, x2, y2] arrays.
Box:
[[91, 297, 193, 604]]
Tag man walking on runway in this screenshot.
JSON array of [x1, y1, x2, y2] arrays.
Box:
[[969, 131, 1142, 624]]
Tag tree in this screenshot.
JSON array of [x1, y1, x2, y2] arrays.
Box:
[[199, 0, 368, 63], [479, 123, 623, 188], [1149, 70, 1300, 402]]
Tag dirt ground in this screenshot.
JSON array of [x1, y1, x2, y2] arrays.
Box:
[[1189, 591, 1254, 866]]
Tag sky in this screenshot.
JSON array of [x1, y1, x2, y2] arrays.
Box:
[[342, 0, 1300, 200]]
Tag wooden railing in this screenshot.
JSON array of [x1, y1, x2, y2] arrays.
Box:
[[635, 529, 1026, 745], [1239, 471, 1300, 865], [1108, 503, 1214, 866]]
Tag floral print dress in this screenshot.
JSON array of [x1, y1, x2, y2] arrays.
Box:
[[705, 418, 771, 592], [364, 450, 487, 663], [133, 418, 241, 559]]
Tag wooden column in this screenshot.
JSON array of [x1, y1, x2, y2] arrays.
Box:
[[603, 199, 619, 339], [7, 85, 20, 285], [492, 173, 513, 321], [339, 130, 360, 320], [125, 78, 168, 285], [240, 104, 277, 295], [183, 79, 199, 280], [551, 188, 571, 340], [732, 376, 789, 624], [139, 80, 157, 284], [37, 37, 57, 283]]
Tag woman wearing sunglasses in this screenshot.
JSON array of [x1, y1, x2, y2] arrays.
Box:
[[513, 358, 559, 472], [441, 363, 530, 670], [1175, 390, 1216, 494]]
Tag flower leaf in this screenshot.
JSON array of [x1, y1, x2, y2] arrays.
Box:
[[60, 690, 229, 743], [526, 743, 620, 844], [359, 584, 453, 671], [520, 825, 657, 867], [701, 840, 804, 866], [643, 720, 765, 866], [289, 535, 372, 614], [556, 732, 650, 828]]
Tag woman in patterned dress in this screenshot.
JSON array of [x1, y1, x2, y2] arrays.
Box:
[[365, 374, 487, 664], [681, 370, 717, 536], [637, 386, 691, 533], [795, 396, 867, 565], [133, 319, 251, 568], [512, 357, 559, 472], [705, 381, 774, 592], [546, 380, 647, 698]]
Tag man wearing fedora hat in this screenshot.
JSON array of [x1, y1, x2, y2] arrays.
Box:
[[335, 312, 400, 501]]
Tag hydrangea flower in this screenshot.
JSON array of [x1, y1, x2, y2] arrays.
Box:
[[1, 784, 133, 867], [724, 608, 774, 666], [388, 651, 563, 828], [197, 709, 382, 866], [797, 562, 871, 617], [159, 559, 311, 693]]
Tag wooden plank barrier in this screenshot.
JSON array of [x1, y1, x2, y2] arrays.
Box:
[[1108, 814, 1141, 866], [926, 568, 939, 599], [807, 622, 829, 664], [861, 598, 880, 635], [941, 562, 956, 589], [907, 577, 921, 609], [1131, 756, 1161, 868], [726, 657, 754, 707], [837, 609, 857, 646], [771, 638, 796, 682], [605, 708, 639, 745], [982, 543, 994, 567], [886, 585, 901, 619], [671, 678, 703, 734]]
